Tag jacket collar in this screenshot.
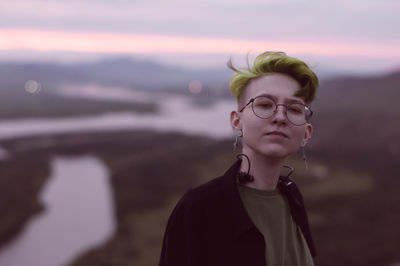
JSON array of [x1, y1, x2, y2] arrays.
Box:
[[221, 159, 259, 238], [220, 159, 317, 257]]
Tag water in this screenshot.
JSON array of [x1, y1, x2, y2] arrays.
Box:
[[0, 155, 115, 266], [0, 87, 234, 263], [0, 146, 9, 160], [0, 87, 236, 265], [0, 92, 236, 141]]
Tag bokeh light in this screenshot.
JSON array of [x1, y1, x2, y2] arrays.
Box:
[[188, 80, 202, 94], [24, 80, 41, 94]]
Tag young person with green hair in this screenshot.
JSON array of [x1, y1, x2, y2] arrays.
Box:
[[159, 51, 318, 266]]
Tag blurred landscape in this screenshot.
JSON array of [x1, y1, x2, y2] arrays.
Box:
[[0, 58, 400, 266]]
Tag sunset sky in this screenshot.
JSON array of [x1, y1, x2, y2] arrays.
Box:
[[0, 0, 399, 74]]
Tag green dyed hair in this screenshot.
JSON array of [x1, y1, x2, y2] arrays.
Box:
[[228, 51, 318, 104]]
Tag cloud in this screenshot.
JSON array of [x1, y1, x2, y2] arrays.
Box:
[[0, 0, 398, 42], [0, 0, 398, 73], [1, 28, 399, 58]]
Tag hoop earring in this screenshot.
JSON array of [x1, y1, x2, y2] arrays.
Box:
[[301, 146, 308, 169], [233, 130, 243, 150], [236, 153, 254, 183]]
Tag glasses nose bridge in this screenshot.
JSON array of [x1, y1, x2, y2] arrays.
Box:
[[273, 103, 288, 115]]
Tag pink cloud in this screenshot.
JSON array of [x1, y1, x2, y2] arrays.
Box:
[[1, 28, 399, 58]]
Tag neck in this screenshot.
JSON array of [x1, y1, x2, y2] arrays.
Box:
[[239, 148, 286, 191]]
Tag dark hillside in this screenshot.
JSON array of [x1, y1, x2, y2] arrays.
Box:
[[0, 64, 399, 266], [0, 127, 399, 266]]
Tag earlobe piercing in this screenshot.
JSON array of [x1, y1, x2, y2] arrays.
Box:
[[233, 129, 243, 149], [301, 146, 308, 169]]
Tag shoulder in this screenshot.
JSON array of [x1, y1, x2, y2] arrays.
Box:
[[167, 159, 241, 223], [180, 176, 225, 209], [160, 176, 229, 265], [164, 175, 226, 231]]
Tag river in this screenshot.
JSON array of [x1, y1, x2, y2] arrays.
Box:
[[0, 155, 115, 266], [0, 86, 234, 266], [0, 86, 236, 141]]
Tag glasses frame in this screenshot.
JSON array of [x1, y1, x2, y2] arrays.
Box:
[[239, 96, 313, 126]]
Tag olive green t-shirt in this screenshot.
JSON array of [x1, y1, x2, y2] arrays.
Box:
[[238, 184, 314, 266]]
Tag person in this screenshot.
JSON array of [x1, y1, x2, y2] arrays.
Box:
[[159, 51, 318, 266]]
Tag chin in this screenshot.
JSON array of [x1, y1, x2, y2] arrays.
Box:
[[259, 150, 290, 159], [253, 145, 293, 159], [243, 142, 298, 159]]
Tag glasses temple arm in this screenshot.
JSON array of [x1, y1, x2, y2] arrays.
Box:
[[239, 99, 254, 112]]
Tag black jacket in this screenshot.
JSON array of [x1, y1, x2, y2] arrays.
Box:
[[159, 159, 316, 266]]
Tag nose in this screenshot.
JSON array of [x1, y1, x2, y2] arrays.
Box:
[[271, 105, 288, 124]]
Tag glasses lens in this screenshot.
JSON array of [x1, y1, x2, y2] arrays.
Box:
[[252, 96, 311, 125], [252, 97, 276, 118], [286, 103, 308, 125]]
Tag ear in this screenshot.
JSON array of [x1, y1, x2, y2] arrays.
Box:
[[301, 123, 313, 147], [230, 110, 241, 133]]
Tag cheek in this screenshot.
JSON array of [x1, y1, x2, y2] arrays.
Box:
[[241, 116, 263, 137], [292, 127, 307, 144]]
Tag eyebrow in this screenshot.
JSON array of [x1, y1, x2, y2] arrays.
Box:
[[254, 93, 306, 105]]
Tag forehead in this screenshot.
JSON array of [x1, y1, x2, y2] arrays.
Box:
[[242, 73, 304, 104]]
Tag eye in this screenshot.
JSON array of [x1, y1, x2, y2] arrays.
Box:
[[287, 104, 304, 114], [254, 98, 274, 109]]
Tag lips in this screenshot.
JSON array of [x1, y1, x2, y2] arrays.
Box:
[[266, 131, 288, 138]]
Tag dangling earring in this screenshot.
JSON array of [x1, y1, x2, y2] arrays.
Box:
[[233, 129, 243, 150], [301, 146, 308, 169]]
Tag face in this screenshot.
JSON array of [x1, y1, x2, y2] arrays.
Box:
[[230, 73, 313, 160]]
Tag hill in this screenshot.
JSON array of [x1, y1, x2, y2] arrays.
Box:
[[0, 58, 231, 92], [0, 129, 399, 266], [0, 60, 399, 266]]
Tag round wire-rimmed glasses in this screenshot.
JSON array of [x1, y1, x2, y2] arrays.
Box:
[[239, 96, 313, 126]]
